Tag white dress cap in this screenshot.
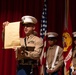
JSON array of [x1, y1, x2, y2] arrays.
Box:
[[21, 15, 37, 24], [47, 32, 58, 38], [72, 32, 76, 37]]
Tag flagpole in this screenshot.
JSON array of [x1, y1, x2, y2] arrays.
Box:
[[66, 0, 69, 30], [64, 0, 71, 75], [64, 0, 69, 30], [63, 0, 73, 75]]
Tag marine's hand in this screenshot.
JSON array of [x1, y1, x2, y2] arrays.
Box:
[[12, 46, 18, 51], [72, 71, 76, 75], [2, 21, 9, 29], [24, 51, 28, 55], [46, 69, 55, 74]]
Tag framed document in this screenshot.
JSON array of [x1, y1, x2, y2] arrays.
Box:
[[4, 21, 21, 49]]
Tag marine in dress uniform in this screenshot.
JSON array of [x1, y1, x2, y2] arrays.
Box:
[[72, 32, 76, 75], [16, 16, 43, 75], [46, 32, 63, 75]]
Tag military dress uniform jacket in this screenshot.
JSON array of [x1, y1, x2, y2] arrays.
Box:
[[46, 45, 63, 72], [20, 34, 43, 61], [73, 46, 76, 70]]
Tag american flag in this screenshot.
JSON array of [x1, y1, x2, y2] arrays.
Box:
[[40, 0, 47, 75], [40, 0, 47, 39]]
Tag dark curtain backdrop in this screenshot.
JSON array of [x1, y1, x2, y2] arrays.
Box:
[[0, 0, 76, 75]]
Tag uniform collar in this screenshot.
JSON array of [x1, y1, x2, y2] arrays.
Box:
[[49, 45, 56, 49], [26, 34, 34, 39]]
